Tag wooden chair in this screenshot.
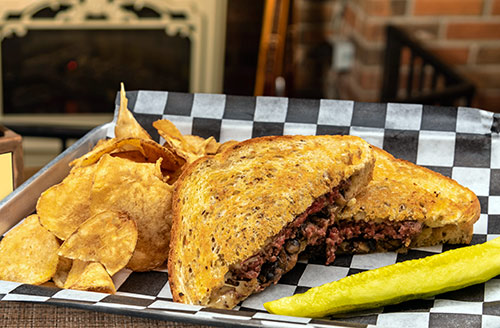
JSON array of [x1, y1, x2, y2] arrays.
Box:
[[380, 25, 475, 107]]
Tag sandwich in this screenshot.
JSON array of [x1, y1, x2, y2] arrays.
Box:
[[322, 146, 480, 264], [168, 135, 375, 309], [168, 136, 480, 310]]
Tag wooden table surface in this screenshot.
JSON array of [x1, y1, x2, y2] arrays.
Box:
[[0, 302, 213, 328]]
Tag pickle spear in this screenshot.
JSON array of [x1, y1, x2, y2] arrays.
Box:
[[264, 237, 500, 318]]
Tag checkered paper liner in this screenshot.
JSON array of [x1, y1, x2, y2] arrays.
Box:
[[2, 91, 500, 328]]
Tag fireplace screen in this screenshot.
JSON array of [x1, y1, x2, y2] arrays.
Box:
[[2, 29, 190, 115]]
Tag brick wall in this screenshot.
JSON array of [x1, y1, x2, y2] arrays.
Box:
[[289, 0, 338, 98], [294, 0, 500, 112]]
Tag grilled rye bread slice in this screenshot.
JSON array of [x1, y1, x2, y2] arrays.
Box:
[[328, 146, 480, 261], [168, 135, 374, 308]]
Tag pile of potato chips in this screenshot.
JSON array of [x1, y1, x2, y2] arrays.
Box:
[[0, 84, 234, 293]]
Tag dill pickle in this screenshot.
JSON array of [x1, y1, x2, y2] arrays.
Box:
[[264, 237, 500, 318]]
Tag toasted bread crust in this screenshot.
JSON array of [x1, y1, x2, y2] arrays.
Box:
[[168, 135, 374, 306], [340, 147, 480, 245]]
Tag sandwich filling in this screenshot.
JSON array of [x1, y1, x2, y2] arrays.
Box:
[[231, 189, 342, 284], [208, 183, 424, 308], [208, 183, 348, 308], [324, 219, 423, 264]]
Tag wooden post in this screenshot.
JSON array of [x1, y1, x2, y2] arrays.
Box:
[[0, 125, 23, 200], [254, 0, 290, 96]]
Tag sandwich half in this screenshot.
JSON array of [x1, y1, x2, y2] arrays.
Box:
[[323, 146, 480, 264], [168, 135, 375, 308]]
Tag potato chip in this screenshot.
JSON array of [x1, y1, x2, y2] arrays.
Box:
[[115, 83, 152, 140], [64, 260, 116, 293], [69, 138, 133, 168], [153, 120, 196, 162], [202, 136, 220, 154], [58, 211, 138, 276], [138, 139, 186, 171], [184, 135, 219, 155], [111, 150, 148, 163], [94, 138, 109, 148], [37, 164, 96, 240], [153, 119, 221, 163], [90, 154, 174, 271], [70, 137, 185, 172], [0, 215, 59, 285], [181, 134, 205, 150], [53, 256, 72, 288], [69, 138, 115, 168], [153, 119, 194, 151]]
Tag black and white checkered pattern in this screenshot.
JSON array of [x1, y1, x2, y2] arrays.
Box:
[[2, 91, 500, 328]]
